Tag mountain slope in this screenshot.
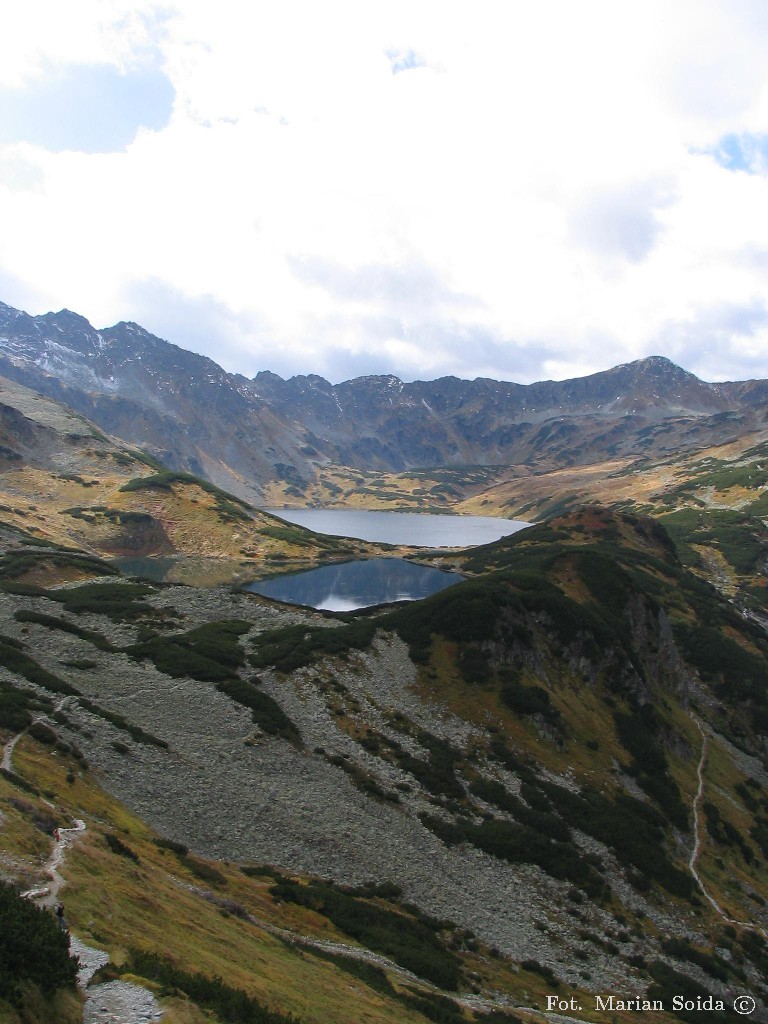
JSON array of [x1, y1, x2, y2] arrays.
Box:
[[0, 374, 387, 586], [3, 300, 768, 500], [2, 508, 768, 1020]]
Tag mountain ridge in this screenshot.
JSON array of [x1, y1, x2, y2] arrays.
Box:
[[2, 300, 767, 502]]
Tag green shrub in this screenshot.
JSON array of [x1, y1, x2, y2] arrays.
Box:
[[661, 938, 729, 981], [177, 855, 226, 886], [127, 949, 301, 1023], [78, 698, 168, 748], [250, 620, 376, 673], [153, 838, 189, 856], [104, 833, 140, 863], [536, 781, 693, 898], [119, 471, 252, 522], [468, 778, 570, 841], [50, 582, 155, 622], [218, 679, 301, 745], [308, 946, 396, 997], [0, 679, 52, 732], [397, 988, 465, 1023], [269, 881, 461, 990], [0, 882, 78, 1005], [647, 961, 735, 1023], [613, 706, 688, 828], [14, 610, 115, 651], [130, 620, 251, 681], [420, 813, 605, 898], [0, 639, 79, 697], [521, 959, 559, 986], [500, 682, 561, 726]]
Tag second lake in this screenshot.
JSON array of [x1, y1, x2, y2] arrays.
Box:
[[244, 557, 461, 611]]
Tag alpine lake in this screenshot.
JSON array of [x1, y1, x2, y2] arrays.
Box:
[[114, 510, 529, 610], [244, 509, 529, 612]]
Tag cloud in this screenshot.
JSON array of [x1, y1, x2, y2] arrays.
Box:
[[569, 180, 675, 263], [2, 2, 768, 385], [120, 279, 274, 378], [288, 256, 478, 316], [654, 298, 768, 381]]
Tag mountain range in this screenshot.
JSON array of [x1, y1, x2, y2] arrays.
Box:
[[2, 300, 768, 503], [3, 299, 768, 1023]]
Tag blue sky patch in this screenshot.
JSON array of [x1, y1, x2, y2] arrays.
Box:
[[708, 132, 768, 174], [385, 48, 427, 75], [0, 62, 174, 153]]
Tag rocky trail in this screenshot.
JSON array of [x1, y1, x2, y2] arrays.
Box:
[[689, 715, 768, 941], [3, 720, 163, 1023]]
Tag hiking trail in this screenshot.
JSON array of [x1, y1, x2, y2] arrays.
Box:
[[3, 718, 163, 1023], [689, 714, 768, 941]]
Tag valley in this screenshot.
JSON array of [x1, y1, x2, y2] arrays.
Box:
[[2, 304, 768, 1023]]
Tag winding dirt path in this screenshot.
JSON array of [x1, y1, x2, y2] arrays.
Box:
[[19, 818, 86, 906], [689, 714, 768, 940], [3, 718, 164, 1022]]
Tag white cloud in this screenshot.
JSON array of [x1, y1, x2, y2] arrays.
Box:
[[1, 1, 768, 383]]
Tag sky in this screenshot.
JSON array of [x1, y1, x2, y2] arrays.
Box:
[[1, 2, 768, 385]]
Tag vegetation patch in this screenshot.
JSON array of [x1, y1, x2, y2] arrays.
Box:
[[104, 832, 141, 863], [0, 636, 79, 697], [308, 945, 396, 998], [325, 753, 399, 802], [78, 698, 168, 748], [126, 948, 301, 1023], [420, 812, 606, 898], [130, 620, 251, 681], [500, 678, 562, 730], [177, 854, 227, 886], [0, 881, 78, 1006], [269, 880, 461, 990], [467, 777, 570, 841], [534, 780, 694, 898], [0, 678, 52, 732], [14, 609, 115, 651], [120, 470, 252, 522], [660, 507, 768, 576], [613, 705, 688, 828], [218, 678, 302, 745], [0, 549, 118, 581], [250, 620, 377, 673], [48, 582, 157, 622]]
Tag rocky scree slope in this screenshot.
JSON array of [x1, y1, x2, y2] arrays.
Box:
[[1, 508, 768, 1016]]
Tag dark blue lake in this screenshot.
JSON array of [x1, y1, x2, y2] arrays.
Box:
[[244, 557, 462, 611]]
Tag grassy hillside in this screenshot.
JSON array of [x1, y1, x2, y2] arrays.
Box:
[[0, 377, 402, 586], [1, 736, 570, 1024]]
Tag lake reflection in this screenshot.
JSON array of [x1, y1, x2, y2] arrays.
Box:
[[244, 557, 461, 611]]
